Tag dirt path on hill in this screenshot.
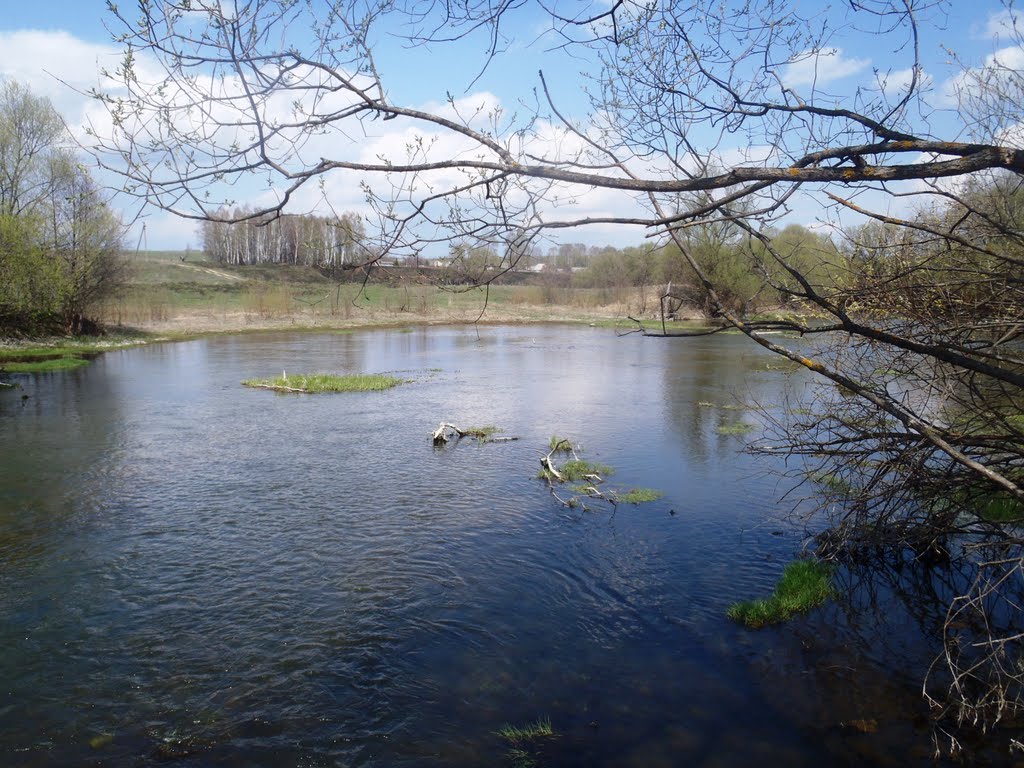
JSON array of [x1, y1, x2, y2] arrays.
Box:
[[172, 262, 246, 282]]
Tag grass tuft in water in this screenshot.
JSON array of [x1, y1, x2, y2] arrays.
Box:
[[559, 459, 613, 481], [970, 492, 1024, 524], [496, 717, 554, 745], [715, 422, 755, 436], [461, 425, 507, 442], [507, 747, 537, 768], [616, 488, 664, 504], [242, 372, 403, 393], [727, 559, 834, 628], [548, 435, 573, 452], [809, 472, 852, 495]]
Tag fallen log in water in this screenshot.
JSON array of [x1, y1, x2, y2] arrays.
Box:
[[432, 423, 518, 445]]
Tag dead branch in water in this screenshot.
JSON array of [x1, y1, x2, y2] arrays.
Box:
[[540, 453, 565, 482], [432, 422, 518, 445], [245, 383, 308, 393]]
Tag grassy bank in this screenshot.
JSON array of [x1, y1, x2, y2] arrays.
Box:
[[1, 251, 727, 370], [2, 357, 92, 373], [0, 333, 154, 373], [92, 251, 709, 334]]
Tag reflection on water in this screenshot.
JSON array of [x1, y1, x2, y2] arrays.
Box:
[[0, 326, 965, 765]]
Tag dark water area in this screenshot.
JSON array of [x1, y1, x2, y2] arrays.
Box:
[[0, 326, 975, 765]]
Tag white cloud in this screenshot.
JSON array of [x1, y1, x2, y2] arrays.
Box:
[[0, 30, 121, 125], [982, 8, 1024, 40], [937, 43, 1024, 108], [997, 120, 1024, 149], [782, 47, 871, 89], [877, 66, 933, 98]]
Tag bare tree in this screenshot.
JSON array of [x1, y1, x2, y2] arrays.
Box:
[[92, 0, 1024, 746]]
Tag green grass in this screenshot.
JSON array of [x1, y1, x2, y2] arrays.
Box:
[[540, 445, 663, 504], [0, 332, 158, 373], [0, 334, 148, 362], [507, 747, 537, 768], [1, 356, 92, 373], [242, 372, 404, 393], [968, 492, 1024, 524], [496, 717, 554, 745], [715, 422, 756, 436], [939, 484, 1024, 525], [615, 488, 664, 504], [698, 401, 745, 411], [558, 459, 614, 481], [461, 425, 504, 441], [548, 435, 573, 452], [810, 471, 852, 495], [727, 559, 835, 628]]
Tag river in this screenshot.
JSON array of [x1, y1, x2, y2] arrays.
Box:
[[0, 325, 955, 765]]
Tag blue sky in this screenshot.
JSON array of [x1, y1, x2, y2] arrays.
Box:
[[1, 1, 1021, 251]]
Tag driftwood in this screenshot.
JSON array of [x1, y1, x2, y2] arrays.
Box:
[[540, 454, 565, 482], [432, 422, 519, 445], [540, 439, 618, 510], [242, 370, 310, 393], [245, 383, 308, 393]]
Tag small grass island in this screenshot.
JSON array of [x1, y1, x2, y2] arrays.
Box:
[[242, 372, 404, 393], [728, 559, 835, 628]]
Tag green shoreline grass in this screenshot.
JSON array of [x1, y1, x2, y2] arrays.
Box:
[[242, 372, 404, 393], [2, 357, 92, 373], [728, 559, 835, 628]]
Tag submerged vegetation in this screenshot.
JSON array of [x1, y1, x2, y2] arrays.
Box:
[[727, 560, 835, 628], [715, 422, 756, 436], [495, 717, 554, 745], [242, 372, 404, 393], [497, 717, 554, 768], [963, 491, 1024, 525]]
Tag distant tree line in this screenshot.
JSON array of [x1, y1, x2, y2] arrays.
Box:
[[434, 224, 839, 317], [0, 80, 125, 333], [200, 208, 368, 269], [571, 223, 841, 317]]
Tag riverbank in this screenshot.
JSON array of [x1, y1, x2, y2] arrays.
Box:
[[0, 306, 696, 372]]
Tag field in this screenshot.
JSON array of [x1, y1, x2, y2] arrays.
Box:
[[98, 251, 691, 333]]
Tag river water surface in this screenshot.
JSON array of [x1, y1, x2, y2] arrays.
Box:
[[0, 326, 953, 765]]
